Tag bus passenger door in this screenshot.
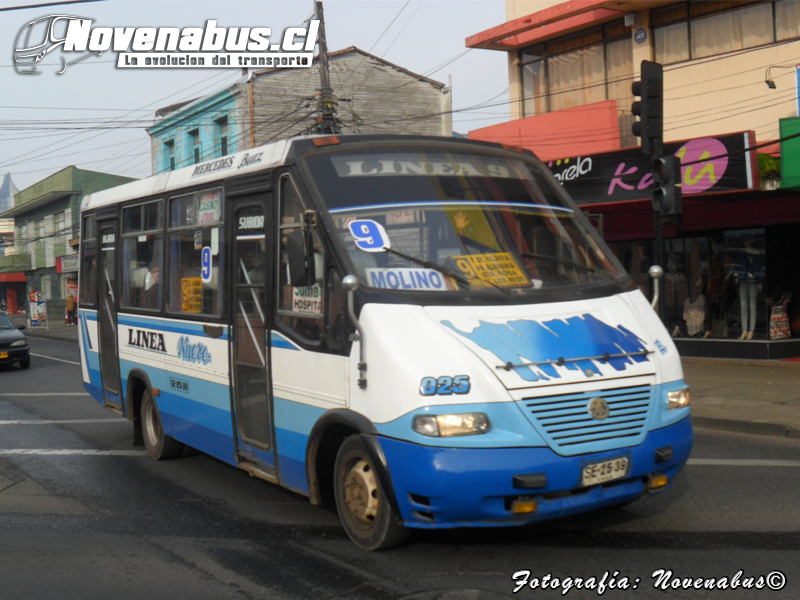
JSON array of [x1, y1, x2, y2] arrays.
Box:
[[231, 202, 275, 469], [97, 220, 123, 411]]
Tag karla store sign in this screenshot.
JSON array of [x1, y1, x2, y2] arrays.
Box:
[[547, 132, 758, 205]]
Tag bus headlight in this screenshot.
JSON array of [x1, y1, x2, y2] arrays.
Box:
[[666, 387, 691, 410], [413, 412, 490, 437]]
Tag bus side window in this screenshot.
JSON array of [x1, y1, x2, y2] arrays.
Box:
[[80, 215, 97, 306], [121, 201, 163, 311], [278, 175, 324, 343]]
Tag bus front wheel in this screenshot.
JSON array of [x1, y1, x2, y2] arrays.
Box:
[[334, 435, 408, 550], [141, 389, 184, 460]]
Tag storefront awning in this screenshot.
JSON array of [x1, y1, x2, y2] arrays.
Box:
[[0, 273, 26, 283]]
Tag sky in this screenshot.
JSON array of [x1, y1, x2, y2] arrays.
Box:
[[1, 0, 511, 192]]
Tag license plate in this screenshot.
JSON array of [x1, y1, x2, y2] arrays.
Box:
[[0, 352, 7, 359], [581, 457, 629, 487]]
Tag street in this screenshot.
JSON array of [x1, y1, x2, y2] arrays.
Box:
[[0, 337, 796, 599]]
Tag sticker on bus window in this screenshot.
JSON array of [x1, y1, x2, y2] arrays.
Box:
[[348, 219, 390, 252], [198, 191, 222, 224], [201, 247, 212, 283], [181, 277, 202, 313], [386, 211, 417, 226], [451, 252, 529, 288], [292, 285, 322, 314], [365, 268, 449, 292]]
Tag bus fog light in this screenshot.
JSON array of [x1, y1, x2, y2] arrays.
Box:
[[413, 412, 490, 437], [667, 387, 690, 410], [511, 498, 537, 514]]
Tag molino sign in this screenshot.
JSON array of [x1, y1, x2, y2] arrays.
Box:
[[547, 132, 758, 205]]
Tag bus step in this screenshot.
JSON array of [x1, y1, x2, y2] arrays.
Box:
[[239, 460, 278, 484]]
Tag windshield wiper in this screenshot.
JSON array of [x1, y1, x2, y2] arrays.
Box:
[[381, 246, 472, 287], [520, 252, 620, 284]]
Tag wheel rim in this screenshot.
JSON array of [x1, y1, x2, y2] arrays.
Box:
[[342, 458, 379, 525], [143, 398, 161, 448]]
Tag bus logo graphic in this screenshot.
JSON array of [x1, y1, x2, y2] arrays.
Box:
[[127, 328, 166, 353], [443, 314, 649, 382], [177, 336, 212, 365], [588, 397, 610, 420]]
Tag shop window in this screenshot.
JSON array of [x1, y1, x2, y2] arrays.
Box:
[[519, 22, 632, 118], [164, 140, 175, 171], [776, 0, 800, 40], [216, 116, 229, 157], [55, 211, 65, 244], [41, 275, 52, 300], [121, 200, 163, 310], [612, 229, 770, 341], [547, 43, 605, 112], [654, 1, 789, 65], [189, 129, 201, 164], [690, 2, 772, 59], [167, 189, 224, 316]]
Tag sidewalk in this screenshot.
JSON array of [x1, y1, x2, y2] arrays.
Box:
[[682, 357, 800, 439], [9, 313, 79, 344], [9, 312, 799, 440]]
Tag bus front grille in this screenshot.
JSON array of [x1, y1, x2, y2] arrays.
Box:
[[516, 384, 653, 456]]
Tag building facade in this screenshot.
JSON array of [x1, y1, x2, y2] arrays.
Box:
[[0, 167, 135, 316], [467, 0, 800, 359], [148, 47, 451, 174]]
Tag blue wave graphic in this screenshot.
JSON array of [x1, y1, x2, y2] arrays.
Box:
[[442, 314, 649, 382]]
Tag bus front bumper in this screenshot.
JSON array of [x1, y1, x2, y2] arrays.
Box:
[[378, 416, 692, 529]]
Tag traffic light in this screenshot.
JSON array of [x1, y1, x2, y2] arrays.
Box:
[[652, 155, 682, 216], [631, 60, 664, 155]]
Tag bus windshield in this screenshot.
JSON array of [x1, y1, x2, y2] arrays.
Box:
[[304, 146, 626, 294]]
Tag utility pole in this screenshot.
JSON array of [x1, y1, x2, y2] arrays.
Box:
[[314, 1, 339, 134]]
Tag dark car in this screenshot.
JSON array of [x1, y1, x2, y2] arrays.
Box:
[[0, 312, 30, 369]]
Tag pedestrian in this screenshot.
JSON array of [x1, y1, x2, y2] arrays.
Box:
[[65, 294, 77, 325]]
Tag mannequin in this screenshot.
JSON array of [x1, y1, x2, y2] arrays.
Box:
[[737, 238, 763, 340]]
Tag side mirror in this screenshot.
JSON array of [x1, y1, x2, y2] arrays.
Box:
[[17, 324, 26, 330], [286, 230, 315, 287]]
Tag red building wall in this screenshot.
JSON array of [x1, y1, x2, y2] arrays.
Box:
[[468, 100, 621, 162]]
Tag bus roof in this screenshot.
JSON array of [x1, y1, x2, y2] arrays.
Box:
[[81, 134, 532, 213], [81, 137, 295, 212]]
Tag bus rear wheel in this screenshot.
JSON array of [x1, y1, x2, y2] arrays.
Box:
[[141, 389, 183, 460], [334, 435, 408, 551]]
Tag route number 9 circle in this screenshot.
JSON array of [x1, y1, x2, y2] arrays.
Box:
[[348, 219, 391, 253]]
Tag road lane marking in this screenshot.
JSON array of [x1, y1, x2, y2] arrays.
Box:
[[689, 458, 800, 467], [0, 419, 125, 426], [30, 353, 81, 365], [0, 449, 145, 456]]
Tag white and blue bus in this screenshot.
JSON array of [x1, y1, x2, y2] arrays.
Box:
[[78, 135, 692, 550]]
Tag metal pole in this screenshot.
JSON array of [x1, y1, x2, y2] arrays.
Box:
[[654, 211, 664, 321], [315, 1, 338, 134]]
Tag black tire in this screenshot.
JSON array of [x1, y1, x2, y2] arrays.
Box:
[[141, 389, 184, 460], [19, 354, 30, 369], [334, 435, 408, 551]]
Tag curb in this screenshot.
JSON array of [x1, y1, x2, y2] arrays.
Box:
[[692, 416, 800, 439], [23, 329, 79, 344]]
